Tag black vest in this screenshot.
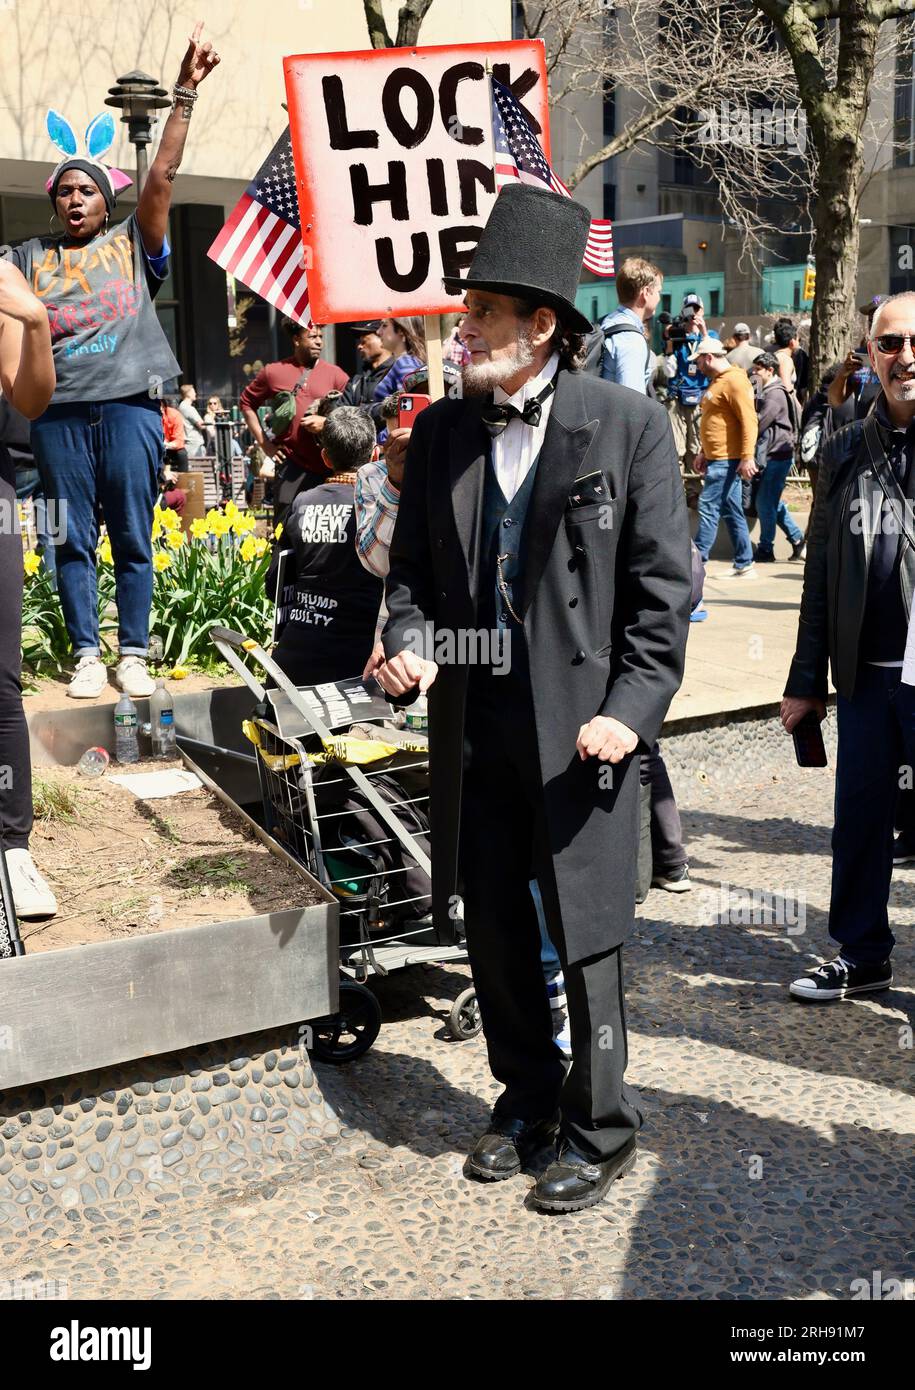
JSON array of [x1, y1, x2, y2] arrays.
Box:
[[473, 448, 540, 691]]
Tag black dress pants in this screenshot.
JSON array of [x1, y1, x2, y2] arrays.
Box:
[[459, 680, 642, 1161], [0, 449, 33, 849]]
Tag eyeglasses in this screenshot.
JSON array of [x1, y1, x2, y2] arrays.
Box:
[[873, 333, 915, 354]]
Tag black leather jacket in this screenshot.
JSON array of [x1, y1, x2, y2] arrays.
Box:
[[785, 401, 915, 701]]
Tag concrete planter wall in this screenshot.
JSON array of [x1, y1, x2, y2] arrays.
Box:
[[4, 687, 338, 1094]]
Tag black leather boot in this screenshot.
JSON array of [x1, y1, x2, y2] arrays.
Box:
[[464, 1113, 560, 1182], [531, 1136, 637, 1212]]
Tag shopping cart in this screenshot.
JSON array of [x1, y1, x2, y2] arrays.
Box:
[[209, 627, 481, 1058]]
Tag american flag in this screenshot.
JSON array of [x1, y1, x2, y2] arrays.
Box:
[[207, 128, 310, 322], [491, 78, 614, 278]]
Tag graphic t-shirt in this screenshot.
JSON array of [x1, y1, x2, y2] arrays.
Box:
[[267, 480, 383, 684], [12, 213, 181, 404]]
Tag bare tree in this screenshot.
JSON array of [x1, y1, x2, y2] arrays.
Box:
[[752, 1, 913, 382], [518, 1, 813, 268], [363, 0, 436, 48]]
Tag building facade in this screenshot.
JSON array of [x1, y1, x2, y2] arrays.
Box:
[[0, 0, 511, 400]]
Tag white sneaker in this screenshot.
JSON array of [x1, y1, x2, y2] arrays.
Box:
[[115, 656, 156, 698], [731, 562, 757, 577], [68, 655, 108, 699], [5, 848, 57, 919]]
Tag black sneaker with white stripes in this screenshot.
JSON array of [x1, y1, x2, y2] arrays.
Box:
[[892, 835, 915, 866], [789, 955, 892, 1002]]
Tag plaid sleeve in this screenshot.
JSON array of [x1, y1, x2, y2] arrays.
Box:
[[355, 461, 400, 578]]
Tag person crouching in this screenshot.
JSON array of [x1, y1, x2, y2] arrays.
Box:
[[266, 407, 382, 686]]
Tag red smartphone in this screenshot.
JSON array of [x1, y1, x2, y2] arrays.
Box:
[[792, 711, 827, 767], [397, 394, 431, 431]]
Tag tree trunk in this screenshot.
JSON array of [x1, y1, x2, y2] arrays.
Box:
[[754, 1, 887, 386], [363, 0, 436, 47], [807, 119, 866, 388]]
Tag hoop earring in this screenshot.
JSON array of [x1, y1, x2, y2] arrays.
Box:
[[49, 212, 64, 236]]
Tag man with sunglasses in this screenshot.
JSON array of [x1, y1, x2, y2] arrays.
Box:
[[782, 291, 915, 1001]]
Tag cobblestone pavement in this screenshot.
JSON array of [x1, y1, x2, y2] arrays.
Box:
[[2, 734, 913, 1301]]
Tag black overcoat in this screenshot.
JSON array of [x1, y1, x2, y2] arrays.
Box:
[[382, 365, 691, 964]]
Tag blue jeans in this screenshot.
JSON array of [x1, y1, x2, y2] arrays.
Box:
[[30, 395, 161, 657], [15, 466, 56, 580], [695, 458, 753, 568], [756, 454, 803, 553], [532, 879, 562, 983], [830, 664, 915, 964]]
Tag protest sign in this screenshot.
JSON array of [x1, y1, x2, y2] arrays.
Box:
[[283, 40, 550, 324]]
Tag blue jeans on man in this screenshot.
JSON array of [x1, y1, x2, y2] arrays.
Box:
[[15, 466, 56, 582], [695, 458, 753, 568], [29, 395, 161, 658], [829, 664, 915, 965], [755, 453, 803, 556]]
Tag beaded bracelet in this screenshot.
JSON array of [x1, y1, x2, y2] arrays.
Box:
[[172, 84, 198, 104]]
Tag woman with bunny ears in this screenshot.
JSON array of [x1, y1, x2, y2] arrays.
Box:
[[11, 22, 220, 699]]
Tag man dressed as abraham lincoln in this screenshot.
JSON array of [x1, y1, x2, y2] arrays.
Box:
[[369, 183, 692, 1212]]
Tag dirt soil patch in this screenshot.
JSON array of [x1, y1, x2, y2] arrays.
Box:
[[25, 762, 322, 955]]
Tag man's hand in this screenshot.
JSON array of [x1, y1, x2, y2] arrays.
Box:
[[374, 649, 438, 697], [693, 314, 708, 337], [839, 350, 860, 379], [301, 414, 325, 435], [780, 696, 826, 734], [576, 715, 639, 764], [362, 641, 385, 682], [737, 458, 758, 481], [693, 451, 707, 475], [383, 427, 411, 489]]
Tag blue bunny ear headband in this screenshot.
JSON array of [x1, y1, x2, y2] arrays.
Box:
[[46, 110, 132, 213]]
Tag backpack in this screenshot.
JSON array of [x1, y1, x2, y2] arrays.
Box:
[[782, 384, 802, 440], [264, 367, 312, 442], [309, 765, 438, 938], [593, 321, 657, 398]]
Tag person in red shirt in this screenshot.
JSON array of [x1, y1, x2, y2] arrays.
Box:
[[240, 318, 348, 525], [158, 401, 187, 513]]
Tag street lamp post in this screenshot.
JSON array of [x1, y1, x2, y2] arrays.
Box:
[[104, 71, 171, 196]]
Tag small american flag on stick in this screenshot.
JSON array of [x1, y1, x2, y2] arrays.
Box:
[[491, 77, 614, 278], [207, 128, 310, 322]]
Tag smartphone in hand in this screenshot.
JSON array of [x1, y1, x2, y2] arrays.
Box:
[[397, 394, 431, 431], [792, 710, 827, 767]]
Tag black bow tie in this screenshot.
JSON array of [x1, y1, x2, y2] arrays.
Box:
[[481, 379, 556, 437]]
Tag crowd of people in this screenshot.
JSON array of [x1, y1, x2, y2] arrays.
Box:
[[1, 31, 913, 1211]]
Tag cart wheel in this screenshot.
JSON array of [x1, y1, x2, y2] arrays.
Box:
[[449, 987, 482, 1040], [309, 981, 381, 1064]]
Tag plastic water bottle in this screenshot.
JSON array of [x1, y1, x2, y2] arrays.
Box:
[[113, 693, 140, 764], [76, 746, 110, 778], [403, 692, 425, 733], [149, 679, 176, 759]]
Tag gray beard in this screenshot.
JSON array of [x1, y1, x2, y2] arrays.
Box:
[[461, 331, 536, 396]]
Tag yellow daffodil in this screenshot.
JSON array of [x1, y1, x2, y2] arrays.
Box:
[[253, 536, 268, 558], [274, 522, 283, 540], [239, 535, 258, 563], [153, 551, 172, 572], [231, 511, 256, 536], [224, 500, 239, 520], [190, 518, 208, 541], [23, 550, 41, 577], [160, 507, 181, 532], [97, 536, 113, 565], [166, 528, 186, 550], [170, 665, 189, 680], [209, 514, 231, 537], [151, 516, 162, 542]]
